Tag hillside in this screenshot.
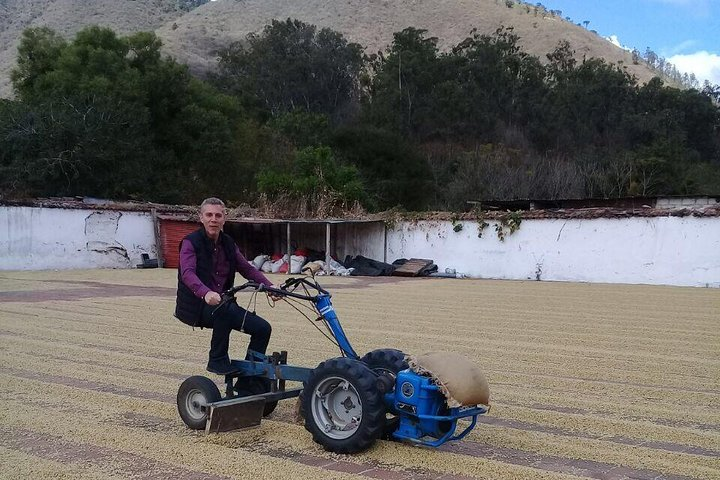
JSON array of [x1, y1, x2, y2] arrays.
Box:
[[0, 0, 663, 99], [0, 0, 186, 98], [155, 0, 659, 84]]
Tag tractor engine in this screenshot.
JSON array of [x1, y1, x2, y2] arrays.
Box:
[[391, 369, 453, 441]]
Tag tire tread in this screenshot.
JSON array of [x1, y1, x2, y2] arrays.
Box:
[[300, 357, 384, 453]]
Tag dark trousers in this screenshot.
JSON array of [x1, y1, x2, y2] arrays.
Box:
[[201, 302, 272, 362]]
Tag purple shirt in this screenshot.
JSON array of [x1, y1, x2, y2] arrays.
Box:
[[179, 236, 272, 299]]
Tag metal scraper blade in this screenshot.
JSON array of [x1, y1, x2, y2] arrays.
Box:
[[205, 397, 266, 433]]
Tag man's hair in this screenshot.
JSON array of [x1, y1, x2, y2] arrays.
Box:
[[199, 197, 225, 212]]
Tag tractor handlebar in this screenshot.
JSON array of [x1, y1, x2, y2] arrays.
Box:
[[220, 277, 329, 303]]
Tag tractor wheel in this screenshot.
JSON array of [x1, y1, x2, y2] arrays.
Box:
[[361, 348, 408, 379], [177, 376, 221, 430], [234, 377, 278, 417], [300, 357, 385, 453], [361, 349, 408, 438]]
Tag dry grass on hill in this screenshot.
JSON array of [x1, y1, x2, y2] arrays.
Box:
[[0, 269, 718, 479], [1, 0, 660, 99], [156, 0, 657, 83]]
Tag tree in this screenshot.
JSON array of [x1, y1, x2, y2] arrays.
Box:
[[331, 126, 433, 211], [364, 27, 443, 137], [269, 110, 331, 147], [451, 27, 547, 138], [11, 27, 68, 100], [257, 146, 365, 214], [366, 27, 547, 144], [542, 52, 638, 153], [644, 48, 658, 68], [701, 82, 720, 104], [546, 40, 577, 77], [214, 19, 364, 120], [13, 26, 144, 103], [0, 96, 155, 198], [5, 26, 247, 203]]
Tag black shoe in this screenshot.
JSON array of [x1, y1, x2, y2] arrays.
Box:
[[206, 358, 239, 375]]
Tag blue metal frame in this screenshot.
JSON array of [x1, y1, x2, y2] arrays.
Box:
[[393, 406, 487, 447], [391, 405, 488, 447], [315, 294, 358, 359], [230, 351, 312, 383]]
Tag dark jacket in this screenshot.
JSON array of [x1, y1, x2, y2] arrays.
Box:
[[175, 228, 237, 327]]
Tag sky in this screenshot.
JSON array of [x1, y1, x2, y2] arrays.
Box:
[[542, 0, 720, 86]]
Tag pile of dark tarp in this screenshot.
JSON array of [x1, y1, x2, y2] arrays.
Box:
[[342, 256, 438, 277]]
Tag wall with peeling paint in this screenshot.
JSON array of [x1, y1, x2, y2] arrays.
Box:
[[0, 206, 157, 270], [3, 205, 718, 287], [386, 217, 720, 287]]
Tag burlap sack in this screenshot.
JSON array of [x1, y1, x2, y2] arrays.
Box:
[[301, 261, 324, 276], [406, 352, 490, 408]]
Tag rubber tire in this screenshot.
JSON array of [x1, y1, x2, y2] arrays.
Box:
[[234, 377, 278, 417], [360, 348, 408, 439], [300, 357, 385, 454], [177, 375, 221, 430]]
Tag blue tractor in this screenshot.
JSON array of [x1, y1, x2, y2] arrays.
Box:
[[176, 277, 488, 453]]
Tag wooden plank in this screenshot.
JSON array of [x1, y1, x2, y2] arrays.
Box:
[[392, 258, 433, 277]]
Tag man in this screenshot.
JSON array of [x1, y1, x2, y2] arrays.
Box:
[[175, 197, 276, 375]]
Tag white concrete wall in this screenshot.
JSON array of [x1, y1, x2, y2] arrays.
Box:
[[387, 217, 720, 287], [3, 205, 718, 287], [0, 206, 157, 270]]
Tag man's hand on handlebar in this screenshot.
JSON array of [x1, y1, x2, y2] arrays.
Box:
[[217, 278, 323, 304], [267, 285, 283, 303], [204, 291, 222, 306]]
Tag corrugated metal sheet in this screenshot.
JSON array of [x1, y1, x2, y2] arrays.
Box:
[[159, 219, 199, 268]]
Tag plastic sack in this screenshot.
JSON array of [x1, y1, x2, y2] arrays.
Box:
[[270, 254, 289, 273], [252, 254, 269, 270], [290, 255, 307, 274]]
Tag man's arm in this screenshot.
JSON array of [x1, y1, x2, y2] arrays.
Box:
[[234, 245, 273, 287], [179, 239, 212, 300]]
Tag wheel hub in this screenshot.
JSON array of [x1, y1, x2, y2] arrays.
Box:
[[311, 376, 363, 440], [185, 389, 209, 421]]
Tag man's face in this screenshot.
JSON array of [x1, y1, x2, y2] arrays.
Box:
[[200, 204, 226, 240]]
